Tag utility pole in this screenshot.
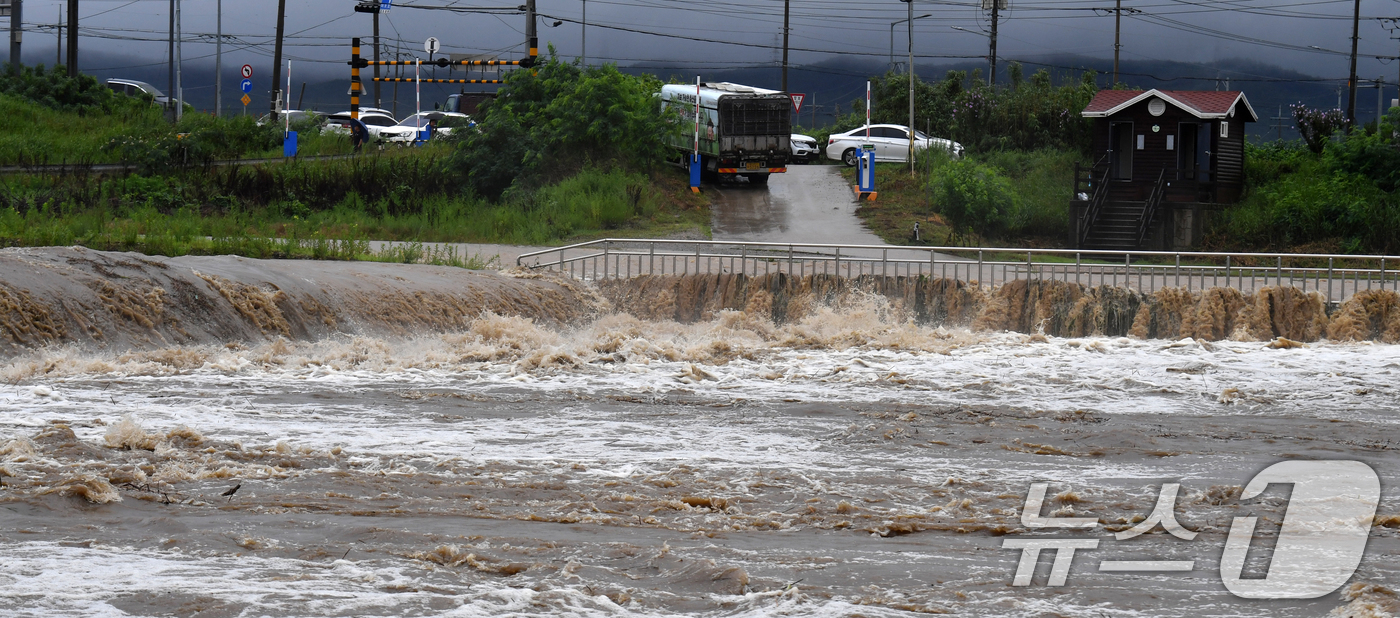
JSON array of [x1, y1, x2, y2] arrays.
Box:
[[167, 0, 173, 95], [781, 0, 790, 92], [56, 5, 60, 67], [582, 0, 586, 66], [174, 0, 181, 120], [270, 0, 287, 118], [988, 0, 999, 86], [1113, 0, 1121, 86], [908, 20, 915, 174], [65, 0, 74, 75], [373, 11, 380, 107], [1346, 0, 1359, 129], [7, 0, 20, 74], [215, 0, 221, 117], [526, 0, 534, 66]]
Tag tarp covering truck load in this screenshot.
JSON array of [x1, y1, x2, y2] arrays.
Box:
[[659, 82, 791, 184]]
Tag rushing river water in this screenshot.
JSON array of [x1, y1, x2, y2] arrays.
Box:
[[2, 248, 1399, 616]]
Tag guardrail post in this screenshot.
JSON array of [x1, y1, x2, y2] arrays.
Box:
[[1075, 253, 1081, 287], [649, 243, 655, 275], [979, 250, 984, 287], [788, 244, 794, 277], [1175, 254, 1181, 288], [741, 246, 747, 277], [695, 245, 701, 275], [1276, 256, 1282, 288], [1025, 252, 1031, 282], [603, 243, 610, 280], [930, 250, 935, 280], [1383, 258, 1387, 292], [882, 249, 888, 278], [1225, 255, 1231, 290], [1328, 257, 1334, 301], [835, 247, 841, 277]]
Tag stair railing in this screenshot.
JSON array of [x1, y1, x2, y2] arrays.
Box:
[[1077, 158, 1113, 247], [1136, 169, 1168, 248]]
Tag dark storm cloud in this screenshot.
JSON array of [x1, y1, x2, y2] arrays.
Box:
[[8, 0, 1400, 82]]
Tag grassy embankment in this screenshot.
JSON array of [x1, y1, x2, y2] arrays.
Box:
[[843, 149, 1081, 249], [0, 61, 711, 264], [0, 95, 353, 164]]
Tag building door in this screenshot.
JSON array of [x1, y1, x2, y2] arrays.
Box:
[[1178, 123, 1212, 181], [1110, 122, 1133, 180]]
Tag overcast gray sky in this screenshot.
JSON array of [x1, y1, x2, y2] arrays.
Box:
[[8, 0, 1400, 85]]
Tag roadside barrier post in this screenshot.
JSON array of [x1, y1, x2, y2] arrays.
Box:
[[854, 147, 877, 201]]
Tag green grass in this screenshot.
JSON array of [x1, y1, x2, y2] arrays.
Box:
[[849, 148, 1083, 247], [0, 94, 357, 166], [0, 164, 710, 262]]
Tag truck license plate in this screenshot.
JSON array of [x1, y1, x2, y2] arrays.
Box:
[[745, 161, 761, 170]]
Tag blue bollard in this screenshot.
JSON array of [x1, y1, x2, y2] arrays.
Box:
[[689, 154, 702, 193], [283, 131, 298, 158]]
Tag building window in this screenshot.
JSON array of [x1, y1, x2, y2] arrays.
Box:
[[1166, 135, 1175, 150], [1220, 121, 1229, 138], [1137, 134, 1145, 150]]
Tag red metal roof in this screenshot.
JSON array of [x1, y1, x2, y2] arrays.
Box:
[[1082, 90, 1144, 114], [1082, 89, 1257, 121]]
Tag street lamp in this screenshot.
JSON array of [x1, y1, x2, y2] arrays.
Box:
[[890, 14, 932, 72], [899, 0, 920, 176], [951, 26, 994, 86]]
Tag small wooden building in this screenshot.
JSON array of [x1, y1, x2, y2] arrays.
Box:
[[1073, 89, 1258, 250]]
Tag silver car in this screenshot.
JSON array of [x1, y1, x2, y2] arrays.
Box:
[[825, 124, 963, 166], [790, 133, 820, 163], [106, 79, 171, 108]]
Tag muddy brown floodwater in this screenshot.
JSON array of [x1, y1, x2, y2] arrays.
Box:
[[2, 247, 1399, 617]]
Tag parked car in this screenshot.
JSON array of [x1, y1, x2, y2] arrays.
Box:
[[324, 112, 398, 138], [825, 124, 963, 166], [379, 112, 472, 144], [106, 79, 171, 108], [790, 134, 820, 163]]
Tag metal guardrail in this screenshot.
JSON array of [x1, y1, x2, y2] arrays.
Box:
[[517, 239, 1400, 304]]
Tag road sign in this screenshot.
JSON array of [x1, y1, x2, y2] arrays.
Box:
[[241, 94, 251, 106], [425, 37, 440, 55], [790, 93, 805, 114], [241, 79, 252, 94], [381, 0, 392, 10], [241, 64, 253, 79]]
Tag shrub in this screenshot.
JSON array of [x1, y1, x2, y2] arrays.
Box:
[[451, 50, 679, 200], [1292, 104, 1350, 154], [0, 64, 123, 114], [930, 158, 1019, 241]]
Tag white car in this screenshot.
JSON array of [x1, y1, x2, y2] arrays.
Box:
[[790, 134, 819, 163], [379, 112, 472, 144], [323, 112, 398, 139], [825, 124, 963, 166]]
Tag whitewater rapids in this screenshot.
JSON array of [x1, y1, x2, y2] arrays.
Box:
[[1, 247, 1398, 617]]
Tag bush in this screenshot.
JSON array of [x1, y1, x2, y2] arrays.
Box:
[[451, 50, 679, 200], [1216, 140, 1399, 253], [930, 158, 1019, 241], [0, 64, 123, 114]]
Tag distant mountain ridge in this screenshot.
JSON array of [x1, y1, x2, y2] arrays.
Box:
[[19, 48, 1375, 140]]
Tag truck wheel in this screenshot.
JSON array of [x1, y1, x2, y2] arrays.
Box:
[[841, 148, 859, 167]]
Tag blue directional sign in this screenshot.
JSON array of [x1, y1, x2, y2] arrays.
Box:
[[381, 0, 392, 10], [241, 79, 253, 94]]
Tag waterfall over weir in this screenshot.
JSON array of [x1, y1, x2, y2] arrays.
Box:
[[1, 247, 1397, 359], [598, 273, 1400, 343]]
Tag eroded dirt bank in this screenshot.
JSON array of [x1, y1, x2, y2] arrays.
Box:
[[0, 247, 599, 356]]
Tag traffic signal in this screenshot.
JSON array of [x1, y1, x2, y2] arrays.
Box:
[[354, 2, 380, 13]]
